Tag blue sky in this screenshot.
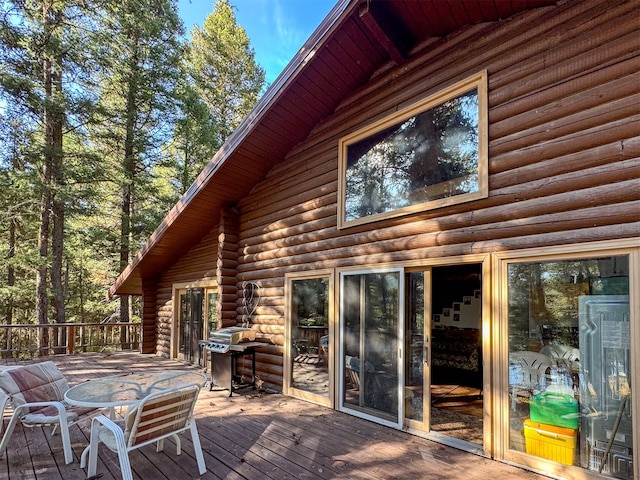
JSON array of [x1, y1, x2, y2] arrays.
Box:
[[178, 0, 336, 85]]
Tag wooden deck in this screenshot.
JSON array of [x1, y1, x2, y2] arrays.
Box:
[[1, 352, 549, 480]]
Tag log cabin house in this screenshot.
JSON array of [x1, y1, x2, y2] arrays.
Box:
[[111, 1, 639, 479]]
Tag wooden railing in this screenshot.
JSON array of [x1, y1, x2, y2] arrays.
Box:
[[0, 322, 141, 359]]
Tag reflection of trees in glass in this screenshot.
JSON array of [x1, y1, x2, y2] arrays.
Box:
[[408, 272, 424, 333], [345, 89, 478, 221], [207, 292, 218, 330], [508, 257, 628, 350], [293, 278, 329, 326], [364, 273, 399, 332], [341, 272, 399, 333]]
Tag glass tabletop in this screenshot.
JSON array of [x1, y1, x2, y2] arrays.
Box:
[[64, 370, 206, 408]]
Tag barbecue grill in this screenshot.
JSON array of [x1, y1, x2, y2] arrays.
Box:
[[202, 326, 256, 353], [200, 327, 259, 396]]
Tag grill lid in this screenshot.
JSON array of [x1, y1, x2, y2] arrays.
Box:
[[208, 327, 256, 344]]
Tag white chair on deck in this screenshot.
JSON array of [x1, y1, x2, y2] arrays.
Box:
[[84, 382, 206, 480], [0, 361, 98, 464]]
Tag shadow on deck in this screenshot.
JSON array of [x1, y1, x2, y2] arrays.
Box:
[[1, 352, 548, 480]]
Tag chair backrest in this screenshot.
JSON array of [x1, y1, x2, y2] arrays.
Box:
[[509, 351, 553, 387], [540, 344, 580, 371], [345, 355, 375, 373], [0, 361, 69, 410], [124, 383, 200, 448]]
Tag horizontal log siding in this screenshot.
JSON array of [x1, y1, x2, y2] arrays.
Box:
[[235, 0, 639, 389], [140, 282, 157, 354], [154, 227, 219, 356], [217, 206, 240, 328]]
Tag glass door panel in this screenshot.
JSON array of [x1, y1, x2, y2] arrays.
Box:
[[178, 288, 203, 365], [506, 255, 633, 478], [289, 277, 330, 400], [206, 291, 219, 336], [405, 271, 427, 426], [341, 271, 401, 425]]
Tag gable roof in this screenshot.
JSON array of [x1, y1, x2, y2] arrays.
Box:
[[111, 0, 558, 296]]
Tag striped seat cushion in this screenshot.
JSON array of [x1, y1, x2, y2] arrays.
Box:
[[0, 361, 96, 425], [0, 361, 68, 411]]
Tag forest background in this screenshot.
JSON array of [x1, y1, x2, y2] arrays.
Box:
[[0, 0, 266, 331]]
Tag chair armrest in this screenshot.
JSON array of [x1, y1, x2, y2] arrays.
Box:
[[92, 414, 120, 430], [0, 390, 9, 435], [90, 414, 127, 450], [14, 400, 65, 410], [13, 400, 66, 416], [12, 400, 68, 426], [86, 415, 128, 475]]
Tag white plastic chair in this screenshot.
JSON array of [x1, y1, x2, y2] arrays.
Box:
[[540, 344, 580, 372], [84, 382, 206, 479], [0, 361, 98, 464], [509, 351, 553, 411], [0, 366, 18, 436]]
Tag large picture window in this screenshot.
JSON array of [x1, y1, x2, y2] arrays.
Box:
[[338, 71, 487, 228]]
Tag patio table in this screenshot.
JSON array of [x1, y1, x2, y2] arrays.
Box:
[[64, 370, 206, 414], [64, 369, 206, 466]]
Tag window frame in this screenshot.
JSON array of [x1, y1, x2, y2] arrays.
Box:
[[492, 240, 639, 477], [338, 267, 405, 429], [337, 71, 488, 229], [284, 269, 335, 408], [171, 279, 218, 360]]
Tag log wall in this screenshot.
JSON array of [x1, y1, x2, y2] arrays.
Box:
[[217, 206, 240, 327], [154, 227, 218, 356], [146, 0, 639, 392], [140, 282, 157, 354], [232, 0, 639, 389]]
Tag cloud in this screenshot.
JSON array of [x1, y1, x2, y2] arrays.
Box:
[[267, 0, 309, 80]]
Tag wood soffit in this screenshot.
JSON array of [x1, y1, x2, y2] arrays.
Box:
[[111, 0, 558, 296]]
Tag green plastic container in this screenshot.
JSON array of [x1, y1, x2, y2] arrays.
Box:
[[530, 391, 578, 429]]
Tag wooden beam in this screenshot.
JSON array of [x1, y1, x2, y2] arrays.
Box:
[[358, 0, 406, 65]]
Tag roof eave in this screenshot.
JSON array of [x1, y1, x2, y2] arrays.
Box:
[[109, 0, 354, 298]]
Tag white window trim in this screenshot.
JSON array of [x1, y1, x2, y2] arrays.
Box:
[[338, 267, 405, 429]]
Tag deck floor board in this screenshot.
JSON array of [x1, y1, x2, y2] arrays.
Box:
[[1, 352, 548, 480]]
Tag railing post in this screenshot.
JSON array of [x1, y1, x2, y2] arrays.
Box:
[[68, 325, 75, 355]]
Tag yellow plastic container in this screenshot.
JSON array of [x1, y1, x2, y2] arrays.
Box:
[[524, 419, 577, 465]]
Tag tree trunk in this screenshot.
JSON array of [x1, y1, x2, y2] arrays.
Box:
[[37, 1, 55, 351], [51, 45, 66, 353], [119, 40, 140, 344]]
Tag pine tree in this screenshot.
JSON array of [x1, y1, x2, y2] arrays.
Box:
[[0, 0, 104, 345], [93, 0, 184, 325], [186, 0, 265, 151]]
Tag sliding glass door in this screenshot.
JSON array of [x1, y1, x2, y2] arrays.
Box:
[[405, 270, 430, 430], [340, 270, 403, 427]]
